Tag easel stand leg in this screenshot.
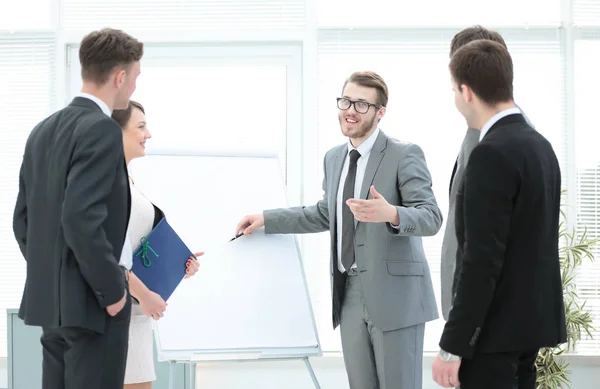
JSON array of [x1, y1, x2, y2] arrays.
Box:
[[188, 362, 196, 389], [303, 357, 321, 389], [169, 361, 175, 389]]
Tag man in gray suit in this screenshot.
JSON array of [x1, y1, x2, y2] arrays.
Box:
[[440, 26, 534, 320], [236, 71, 442, 389]]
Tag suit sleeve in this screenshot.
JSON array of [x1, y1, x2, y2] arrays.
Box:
[[61, 118, 126, 308], [264, 155, 329, 234], [439, 144, 518, 358], [13, 160, 28, 258], [386, 143, 443, 236]]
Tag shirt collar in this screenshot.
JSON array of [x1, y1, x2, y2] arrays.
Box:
[[77, 92, 111, 117], [479, 107, 521, 141], [347, 127, 380, 157]]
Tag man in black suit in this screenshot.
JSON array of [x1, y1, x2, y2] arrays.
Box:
[[432, 39, 566, 388], [12, 28, 144, 389], [440, 25, 535, 322]]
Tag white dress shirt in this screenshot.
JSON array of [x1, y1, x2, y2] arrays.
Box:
[[78, 92, 111, 116], [126, 182, 155, 270], [455, 106, 527, 173], [77, 92, 133, 270], [479, 106, 521, 141], [336, 128, 380, 272]]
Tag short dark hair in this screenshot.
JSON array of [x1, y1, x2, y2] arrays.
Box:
[[342, 71, 389, 107], [111, 100, 145, 128], [450, 39, 513, 106], [450, 25, 506, 56], [79, 28, 144, 85]]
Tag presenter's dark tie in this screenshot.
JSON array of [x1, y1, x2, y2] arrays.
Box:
[[341, 149, 361, 272]]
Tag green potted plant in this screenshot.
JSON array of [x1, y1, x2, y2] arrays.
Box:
[[535, 192, 597, 389]]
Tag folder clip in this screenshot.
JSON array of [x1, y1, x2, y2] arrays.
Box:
[[135, 236, 159, 267]]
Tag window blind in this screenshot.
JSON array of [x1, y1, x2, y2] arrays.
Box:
[[62, 0, 305, 30], [575, 168, 600, 354], [0, 34, 56, 357], [317, 0, 560, 27], [310, 28, 566, 353], [573, 0, 600, 26]]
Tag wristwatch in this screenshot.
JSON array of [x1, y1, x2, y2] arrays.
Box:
[[439, 349, 462, 362]]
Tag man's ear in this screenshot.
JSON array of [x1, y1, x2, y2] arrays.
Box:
[[377, 105, 386, 121], [461, 84, 473, 103], [114, 68, 126, 88]]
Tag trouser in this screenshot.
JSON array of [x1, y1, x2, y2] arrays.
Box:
[[340, 268, 425, 389], [41, 288, 132, 389], [458, 349, 539, 389]]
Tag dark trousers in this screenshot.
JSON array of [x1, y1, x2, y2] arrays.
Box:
[[458, 349, 539, 389], [40, 292, 132, 389]]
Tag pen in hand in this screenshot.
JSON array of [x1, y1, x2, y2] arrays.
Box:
[[229, 233, 244, 242]]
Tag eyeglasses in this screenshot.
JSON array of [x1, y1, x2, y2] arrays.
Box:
[[336, 97, 382, 114]]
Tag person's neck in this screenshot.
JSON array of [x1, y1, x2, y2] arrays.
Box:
[[80, 83, 115, 113], [473, 101, 516, 130], [350, 126, 377, 148]]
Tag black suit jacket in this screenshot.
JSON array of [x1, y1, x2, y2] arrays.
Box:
[[440, 114, 567, 358], [13, 97, 131, 334]]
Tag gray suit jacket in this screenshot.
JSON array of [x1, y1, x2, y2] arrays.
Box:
[[440, 106, 534, 320], [264, 130, 442, 331]]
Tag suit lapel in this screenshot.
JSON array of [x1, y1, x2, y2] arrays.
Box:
[[329, 145, 347, 209], [449, 157, 458, 196], [359, 132, 387, 200]]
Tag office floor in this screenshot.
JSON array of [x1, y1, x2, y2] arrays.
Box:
[[2, 355, 600, 389]]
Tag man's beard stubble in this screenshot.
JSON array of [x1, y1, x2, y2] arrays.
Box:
[[338, 113, 377, 140]]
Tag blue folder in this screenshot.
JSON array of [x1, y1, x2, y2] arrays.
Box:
[[131, 218, 194, 301]]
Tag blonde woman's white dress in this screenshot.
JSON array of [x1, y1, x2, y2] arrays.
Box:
[[124, 181, 158, 384]]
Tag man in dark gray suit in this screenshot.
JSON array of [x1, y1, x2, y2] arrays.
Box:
[[440, 26, 534, 320], [236, 71, 442, 389], [13, 28, 143, 389]]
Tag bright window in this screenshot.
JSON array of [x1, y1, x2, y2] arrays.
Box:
[[62, 0, 305, 30], [317, 0, 560, 27], [66, 45, 302, 192], [2, 0, 600, 360], [574, 39, 600, 354], [0, 0, 53, 30]]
